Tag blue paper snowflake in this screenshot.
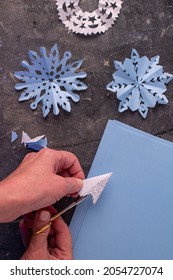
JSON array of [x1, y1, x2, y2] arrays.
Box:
[[14, 44, 87, 117], [107, 49, 173, 118]]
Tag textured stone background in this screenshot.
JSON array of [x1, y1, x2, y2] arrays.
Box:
[[0, 0, 173, 259]]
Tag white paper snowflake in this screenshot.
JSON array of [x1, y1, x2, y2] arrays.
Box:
[[14, 44, 87, 117], [56, 0, 123, 35], [107, 49, 173, 118]]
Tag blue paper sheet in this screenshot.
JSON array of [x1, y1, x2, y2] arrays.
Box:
[[70, 120, 173, 259]]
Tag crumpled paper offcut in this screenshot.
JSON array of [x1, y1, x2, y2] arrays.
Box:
[[21, 131, 31, 144], [21, 131, 47, 151], [107, 49, 173, 118], [12, 131, 47, 151], [79, 172, 112, 204], [14, 44, 87, 117], [56, 0, 123, 35]]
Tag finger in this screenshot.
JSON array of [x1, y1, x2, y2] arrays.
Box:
[[57, 151, 85, 178], [29, 211, 51, 252], [51, 216, 72, 259], [24, 207, 57, 237], [22, 219, 34, 230], [19, 220, 31, 248], [52, 175, 83, 201], [70, 193, 80, 198], [23, 212, 35, 220], [40, 149, 85, 179], [57, 170, 84, 198], [22, 208, 56, 237], [58, 169, 84, 180], [48, 235, 56, 248], [44, 205, 57, 216], [42, 206, 58, 237], [22, 212, 36, 231]]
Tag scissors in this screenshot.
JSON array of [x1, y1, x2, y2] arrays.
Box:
[[32, 195, 88, 235]]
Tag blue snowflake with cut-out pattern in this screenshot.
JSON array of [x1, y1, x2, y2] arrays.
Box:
[[107, 49, 173, 118], [14, 44, 87, 117]]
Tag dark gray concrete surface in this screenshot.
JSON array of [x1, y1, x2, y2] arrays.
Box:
[[0, 0, 173, 259]]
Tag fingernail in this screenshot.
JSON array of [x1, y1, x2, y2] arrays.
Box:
[[39, 211, 50, 222]]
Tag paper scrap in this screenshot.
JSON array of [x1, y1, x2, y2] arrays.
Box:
[[79, 172, 112, 204], [14, 44, 87, 117], [107, 49, 173, 118], [21, 131, 31, 145], [11, 130, 48, 151], [11, 131, 18, 142], [56, 0, 123, 35], [22, 131, 47, 151]]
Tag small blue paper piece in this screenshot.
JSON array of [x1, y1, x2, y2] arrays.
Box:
[[107, 49, 173, 118], [14, 44, 87, 117], [21, 131, 47, 151], [11, 131, 18, 142], [26, 138, 48, 151]]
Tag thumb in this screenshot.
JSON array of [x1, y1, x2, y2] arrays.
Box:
[[29, 211, 51, 251], [55, 176, 84, 199]]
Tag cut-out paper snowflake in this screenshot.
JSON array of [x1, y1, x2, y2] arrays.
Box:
[[56, 0, 123, 35], [107, 49, 173, 118], [14, 44, 87, 117]]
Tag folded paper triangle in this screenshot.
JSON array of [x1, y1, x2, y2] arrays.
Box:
[[79, 173, 112, 204]]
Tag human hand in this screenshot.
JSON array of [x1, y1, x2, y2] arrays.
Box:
[[0, 149, 84, 222], [20, 207, 73, 260]]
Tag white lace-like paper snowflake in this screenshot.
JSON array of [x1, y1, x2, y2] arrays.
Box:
[[14, 44, 87, 117], [107, 49, 173, 118], [56, 0, 123, 35]]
